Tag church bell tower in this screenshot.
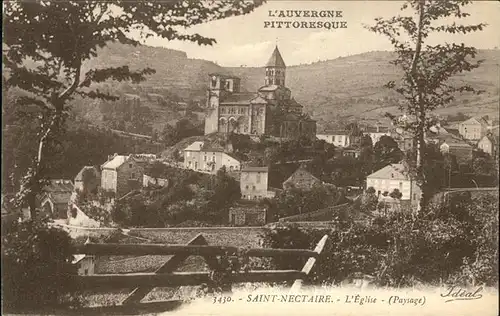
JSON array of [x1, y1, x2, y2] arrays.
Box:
[[264, 46, 286, 86]]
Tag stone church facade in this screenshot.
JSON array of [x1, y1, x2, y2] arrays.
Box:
[[204, 46, 316, 139]]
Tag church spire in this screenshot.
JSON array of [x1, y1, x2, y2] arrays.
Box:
[[265, 46, 286, 86], [266, 46, 286, 68]]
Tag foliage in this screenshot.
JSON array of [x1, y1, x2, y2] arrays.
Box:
[[260, 191, 498, 287], [113, 166, 240, 227], [373, 135, 404, 170], [266, 184, 340, 220], [1, 217, 77, 310], [3, 0, 263, 216], [160, 118, 204, 146], [367, 0, 486, 210]]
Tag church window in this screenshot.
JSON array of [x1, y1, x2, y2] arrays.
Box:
[[220, 107, 226, 114], [211, 77, 217, 88]]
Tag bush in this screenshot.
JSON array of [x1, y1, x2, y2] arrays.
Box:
[[1, 217, 77, 311], [260, 193, 498, 287]]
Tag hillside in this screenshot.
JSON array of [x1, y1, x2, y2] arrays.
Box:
[[228, 50, 500, 129], [9, 43, 500, 133]]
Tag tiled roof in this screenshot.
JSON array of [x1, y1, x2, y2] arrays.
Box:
[[102, 155, 129, 170], [184, 141, 204, 152], [364, 126, 390, 133], [367, 164, 408, 181], [266, 46, 286, 68], [220, 93, 257, 105], [448, 142, 472, 148]]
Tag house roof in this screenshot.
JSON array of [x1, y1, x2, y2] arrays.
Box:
[[241, 166, 269, 173], [460, 117, 490, 127], [365, 126, 390, 133], [266, 46, 286, 68], [284, 166, 321, 186], [101, 155, 132, 170], [220, 93, 257, 105], [45, 180, 74, 193], [367, 164, 409, 181], [75, 166, 99, 181], [184, 141, 204, 152], [250, 96, 269, 104]]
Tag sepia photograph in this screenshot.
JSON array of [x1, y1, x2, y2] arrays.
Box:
[[2, 0, 499, 315]]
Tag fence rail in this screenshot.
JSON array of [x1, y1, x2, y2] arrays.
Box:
[[69, 233, 329, 313]]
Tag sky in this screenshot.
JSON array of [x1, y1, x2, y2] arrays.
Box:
[[142, 1, 500, 67]]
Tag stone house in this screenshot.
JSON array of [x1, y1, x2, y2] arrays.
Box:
[[74, 166, 100, 195], [458, 116, 491, 140], [229, 204, 267, 226], [316, 130, 350, 147], [39, 180, 74, 219], [240, 166, 276, 200], [366, 163, 421, 209], [282, 166, 322, 191], [183, 141, 241, 174], [100, 154, 144, 197]]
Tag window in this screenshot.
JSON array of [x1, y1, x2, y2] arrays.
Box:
[[252, 186, 256, 191], [230, 214, 236, 225], [129, 163, 132, 168], [130, 172, 136, 179], [399, 182, 403, 190], [204, 156, 207, 161], [84, 269, 88, 276], [246, 185, 249, 190], [187, 152, 190, 158], [211, 77, 217, 87], [256, 173, 261, 183]]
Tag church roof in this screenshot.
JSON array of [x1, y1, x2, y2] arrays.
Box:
[[266, 46, 286, 68], [220, 93, 257, 105]]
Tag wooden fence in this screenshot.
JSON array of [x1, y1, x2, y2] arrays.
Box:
[[68, 233, 328, 314]]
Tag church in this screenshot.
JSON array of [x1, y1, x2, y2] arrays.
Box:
[[204, 46, 316, 139]]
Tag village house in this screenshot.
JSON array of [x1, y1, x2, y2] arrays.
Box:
[[74, 166, 100, 195], [240, 166, 276, 200], [364, 125, 391, 145], [458, 116, 492, 140], [282, 165, 322, 190], [183, 141, 241, 174], [39, 179, 74, 219], [366, 164, 421, 209], [477, 134, 498, 156], [100, 154, 144, 197], [316, 130, 350, 147], [229, 203, 267, 226]]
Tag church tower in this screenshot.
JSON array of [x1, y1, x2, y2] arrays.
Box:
[[264, 46, 286, 86]]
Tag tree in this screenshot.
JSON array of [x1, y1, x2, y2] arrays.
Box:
[[373, 135, 404, 170], [2, 218, 75, 310], [367, 0, 485, 210], [3, 0, 263, 217]]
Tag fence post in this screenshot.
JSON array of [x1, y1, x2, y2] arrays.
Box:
[[290, 234, 328, 292], [121, 233, 209, 305]]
